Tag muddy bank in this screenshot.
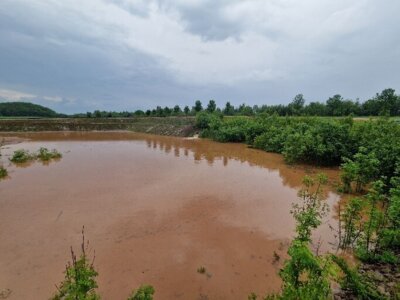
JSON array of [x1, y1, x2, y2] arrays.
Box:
[[0, 132, 342, 299], [0, 117, 195, 137]]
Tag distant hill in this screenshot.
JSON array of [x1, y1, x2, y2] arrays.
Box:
[[0, 102, 58, 117]]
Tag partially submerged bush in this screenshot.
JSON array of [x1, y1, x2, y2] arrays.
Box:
[[127, 285, 155, 300], [10, 147, 62, 164], [37, 147, 62, 161], [52, 228, 155, 300], [10, 149, 35, 163], [253, 175, 332, 300], [0, 166, 7, 179], [52, 229, 100, 300]]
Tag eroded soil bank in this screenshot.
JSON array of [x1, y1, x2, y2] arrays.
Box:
[[0, 117, 195, 136], [0, 132, 342, 299]]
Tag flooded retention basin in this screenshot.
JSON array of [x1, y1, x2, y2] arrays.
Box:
[[0, 132, 342, 299]]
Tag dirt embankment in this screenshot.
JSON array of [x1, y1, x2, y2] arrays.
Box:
[[0, 117, 196, 137]]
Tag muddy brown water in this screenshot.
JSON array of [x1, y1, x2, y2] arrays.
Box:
[[0, 132, 342, 300]]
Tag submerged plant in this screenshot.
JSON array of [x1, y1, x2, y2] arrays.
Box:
[[10, 147, 62, 164], [252, 174, 332, 300], [10, 149, 35, 163], [37, 147, 62, 161], [127, 285, 155, 300], [0, 166, 7, 179], [52, 227, 156, 300], [51, 228, 100, 300]]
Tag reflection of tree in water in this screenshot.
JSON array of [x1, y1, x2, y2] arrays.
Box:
[[142, 134, 340, 191]]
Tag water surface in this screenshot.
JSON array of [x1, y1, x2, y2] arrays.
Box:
[[0, 132, 341, 299]]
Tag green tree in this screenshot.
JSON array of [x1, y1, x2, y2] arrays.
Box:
[[193, 100, 203, 113], [173, 105, 181, 115], [288, 94, 305, 116], [340, 147, 380, 193], [206, 100, 216, 113], [183, 106, 190, 115]]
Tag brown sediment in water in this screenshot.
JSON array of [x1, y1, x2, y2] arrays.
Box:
[[0, 136, 28, 146], [0, 132, 342, 299]]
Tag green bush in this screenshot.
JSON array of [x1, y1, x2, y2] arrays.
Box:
[[10, 149, 35, 163], [37, 147, 62, 161], [257, 175, 332, 300], [51, 231, 100, 300], [52, 229, 155, 300], [0, 166, 7, 178], [127, 285, 155, 300], [10, 147, 62, 163], [195, 111, 222, 130]]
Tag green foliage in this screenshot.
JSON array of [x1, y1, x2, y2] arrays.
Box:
[[338, 174, 400, 265], [0, 166, 7, 178], [183, 106, 190, 115], [206, 100, 216, 113], [223, 102, 235, 115], [278, 241, 331, 300], [195, 111, 222, 130], [258, 175, 332, 300], [37, 147, 62, 161], [339, 197, 365, 249], [53, 230, 155, 300], [127, 285, 155, 300], [10, 147, 62, 163], [0, 101, 58, 117], [52, 230, 100, 300], [10, 149, 35, 163], [193, 100, 203, 113], [341, 147, 380, 193], [282, 119, 354, 165], [292, 174, 328, 243], [288, 94, 305, 116]]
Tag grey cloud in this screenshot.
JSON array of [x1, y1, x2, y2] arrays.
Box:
[[0, 0, 399, 113]]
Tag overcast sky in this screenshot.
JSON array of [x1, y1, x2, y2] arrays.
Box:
[[0, 0, 399, 113]]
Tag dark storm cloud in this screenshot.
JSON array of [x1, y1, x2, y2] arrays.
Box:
[[0, 0, 399, 113]]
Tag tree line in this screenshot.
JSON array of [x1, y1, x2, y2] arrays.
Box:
[[80, 88, 400, 118], [1, 88, 399, 118]]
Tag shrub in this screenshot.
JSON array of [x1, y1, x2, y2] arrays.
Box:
[[0, 166, 7, 179], [340, 147, 380, 193], [195, 111, 222, 130], [257, 175, 332, 300], [52, 228, 156, 300], [10, 149, 35, 163], [37, 147, 62, 161], [51, 229, 100, 300], [127, 285, 155, 300]]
